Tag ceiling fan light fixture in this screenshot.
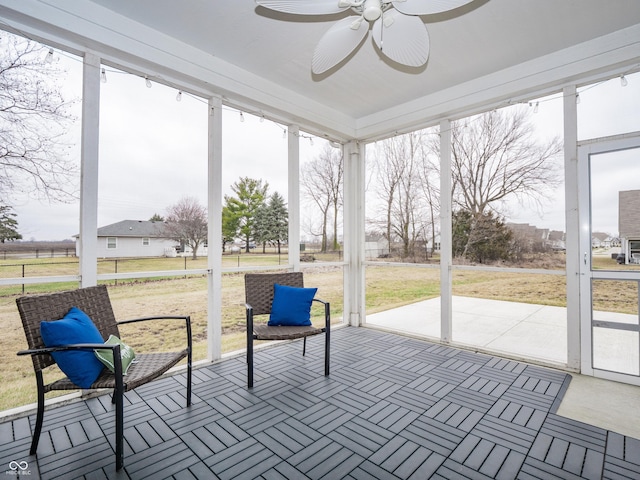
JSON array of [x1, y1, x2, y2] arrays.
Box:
[[362, 0, 382, 21], [256, 0, 474, 73]]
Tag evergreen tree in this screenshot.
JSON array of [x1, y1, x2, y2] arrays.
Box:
[[452, 209, 513, 263], [0, 206, 22, 243], [223, 177, 269, 253], [254, 192, 288, 253]]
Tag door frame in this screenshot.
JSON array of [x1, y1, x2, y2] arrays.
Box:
[[578, 131, 640, 385]]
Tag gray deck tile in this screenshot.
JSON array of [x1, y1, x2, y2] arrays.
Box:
[[3, 327, 640, 479], [387, 385, 438, 413], [325, 385, 382, 414]]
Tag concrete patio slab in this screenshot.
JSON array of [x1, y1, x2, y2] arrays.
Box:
[[366, 296, 568, 364]]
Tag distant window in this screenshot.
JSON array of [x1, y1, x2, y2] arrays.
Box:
[[142, 237, 150, 246], [107, 237, 117, 249]]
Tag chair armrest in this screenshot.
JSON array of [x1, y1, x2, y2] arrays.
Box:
[[17, 343, 126, 379], [18, 343, 119, 356], [118, 315, 192, 349], [117, 315, 190, 325], [313, 298, 331, 330]]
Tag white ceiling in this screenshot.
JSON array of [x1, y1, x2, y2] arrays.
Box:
[[1, 0, 640, 141]]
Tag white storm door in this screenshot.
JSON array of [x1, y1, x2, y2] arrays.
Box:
[[578, 132, 640, 386]]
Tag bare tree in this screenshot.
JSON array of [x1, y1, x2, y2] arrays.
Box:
[[301, 145, 343, 252], [374, 131, 429, 258], [450, 108, 562, 216], [417, 139, 440, 257], [163, 196, 207, 259], [373, 140, 402, 249], [0, 32, 78, 203], [448, 107, 562, 258]]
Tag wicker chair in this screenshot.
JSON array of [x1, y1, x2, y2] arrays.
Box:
[[16, 285, 192, 471], [245, 272, 330, 388]]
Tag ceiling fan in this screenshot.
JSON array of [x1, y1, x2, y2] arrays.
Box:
[[255, 0, 475, 74]]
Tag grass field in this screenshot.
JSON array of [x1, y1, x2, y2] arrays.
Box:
[[1, 253, 633, 412]]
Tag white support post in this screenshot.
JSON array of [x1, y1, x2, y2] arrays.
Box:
[[343, 140, 365, 327], [563, 85, 581, 371], [207, 96, 223, 362], [288, 125, 301, 271], [79, 54, 100, 288], [439, 120, 453, 343]]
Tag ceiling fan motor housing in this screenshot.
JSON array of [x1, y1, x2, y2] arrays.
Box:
[[362, 0, 383, 21]]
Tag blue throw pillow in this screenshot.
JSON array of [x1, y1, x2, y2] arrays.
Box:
[[40, 306, 106, 388], [268, 283, 317, 326]]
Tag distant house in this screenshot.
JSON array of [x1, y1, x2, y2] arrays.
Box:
[[591, 232, 611, 249], [619, 190, 640, 262], [548, 230, 566, 251], [426, 234, 441, 253], [507, 223, 550, 252], [75, 220, 177, 258], [365, 235, 390, 259]]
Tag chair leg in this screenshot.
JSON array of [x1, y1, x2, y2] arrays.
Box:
[[186, 315, 192, 406], [30, 372, 45, 455], [115, 381, 124, 470], [113, 348, 125, 471], [247, 308, 254, 388], [247, 337, 254, 388], [324, 331, 330, 376], [302, 336, 307, 356], [186, 350, 192, 406], [324, 302, 330, 377]]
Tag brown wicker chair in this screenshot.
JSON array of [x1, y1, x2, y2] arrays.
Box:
[[16, 285, 192, 471], [245, 272, 330, 388]]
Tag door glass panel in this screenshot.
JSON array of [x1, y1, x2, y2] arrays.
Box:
[[592, 279, 639, 375], [590, 148, 640, 270]]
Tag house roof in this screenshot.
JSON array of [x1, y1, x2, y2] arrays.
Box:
[[96, 220, 168, 238], [2, 1, 639, 141]]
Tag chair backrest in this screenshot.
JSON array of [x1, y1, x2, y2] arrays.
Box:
[[16, 285, 120, 373], [245, 272, 304, 316]]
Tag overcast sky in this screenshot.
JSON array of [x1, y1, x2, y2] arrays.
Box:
[[11, 49, 640, 241]]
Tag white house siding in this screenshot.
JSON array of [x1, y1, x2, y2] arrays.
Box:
[[75, 236, 177, 258], [97, 237, 176, 258]]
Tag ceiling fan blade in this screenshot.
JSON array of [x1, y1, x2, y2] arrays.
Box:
[[371, 10, 429, 67], [256, 0, 350, 15], [312, 16, 369, 74], [391, 0, 474, 15]]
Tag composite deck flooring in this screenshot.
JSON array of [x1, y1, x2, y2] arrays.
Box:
[[1, 327, 639, 479]]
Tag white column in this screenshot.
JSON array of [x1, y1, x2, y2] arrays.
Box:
[[343, 140, 365, 326], [79, 54, 100, 287], [439, 120, 453, 343], [207, 96, 223, 362], [288, 125, 301, 271], [563, 85, 581, 371]]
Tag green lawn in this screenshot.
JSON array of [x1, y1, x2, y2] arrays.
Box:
[[2, 253, 629, 412]]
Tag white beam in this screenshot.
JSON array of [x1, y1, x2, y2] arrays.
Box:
[[288, 125, 300, 271], [344, 140, 365, 327], [79, 53, 100, 287], [439, 120, 453, 343], [563, 85, 580, 371], [207, 96, 223, 362]]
